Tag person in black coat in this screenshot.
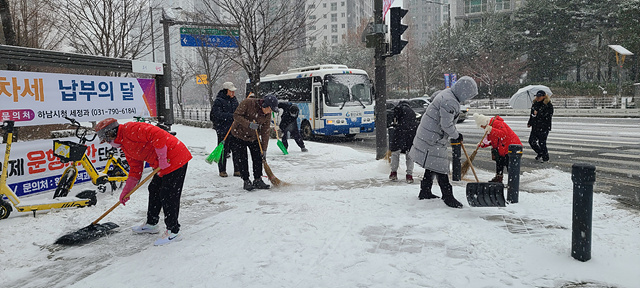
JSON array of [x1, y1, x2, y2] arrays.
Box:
[[277, 102, 307, 152], [210, 82, 240, 177], [527, 90, 554, 162], [388, 101, 419, 183]]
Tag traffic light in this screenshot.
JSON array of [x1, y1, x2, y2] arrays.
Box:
[[389, 7, 408, 56]]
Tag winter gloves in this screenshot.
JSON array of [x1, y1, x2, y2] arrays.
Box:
[[455, 133, 463, 143], [119, 176, 140, 205], [249, 122, 260, 130], [155, 146, 170, 170]]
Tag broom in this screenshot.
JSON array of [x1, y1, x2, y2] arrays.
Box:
[[205, 125, 233, 164], [460, 117, 495, 177], [272, 112, 288, 155], [255, 128, 287, 186]]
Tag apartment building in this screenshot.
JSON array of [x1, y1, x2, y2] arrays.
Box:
[[306, 0, 374, 50]]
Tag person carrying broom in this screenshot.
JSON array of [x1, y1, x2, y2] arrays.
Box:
[[228, 94, 279, 191], [473, 113, 522, 184], [210, 82, 240, 178]]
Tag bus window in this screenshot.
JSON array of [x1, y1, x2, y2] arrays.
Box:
[[324, 74, 372, 106]]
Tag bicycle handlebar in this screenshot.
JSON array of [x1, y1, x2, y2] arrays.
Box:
[[64, 117, 97, 143]]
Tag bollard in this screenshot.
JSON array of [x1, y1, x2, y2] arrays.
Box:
[[571, 163, 596, 262], [507, 144, 523, 203], [450, 139, 461, 181]]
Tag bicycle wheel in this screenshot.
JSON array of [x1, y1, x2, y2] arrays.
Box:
[[54, 169, 77, 198], [0, 199, 12, 219]]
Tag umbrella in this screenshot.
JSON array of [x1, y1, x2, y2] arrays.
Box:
[[509, 85, 553, 109]]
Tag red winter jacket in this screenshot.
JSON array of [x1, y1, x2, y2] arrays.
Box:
[[113, 122, 192, 178], [480, 115, 522, 156]]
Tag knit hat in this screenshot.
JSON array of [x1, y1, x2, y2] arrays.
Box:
[[473, 113, 491, 129], [262, 94, 278, 112]]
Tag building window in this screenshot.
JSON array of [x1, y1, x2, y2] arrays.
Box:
[[341, 12, 345, 17], [465, 0, 488, 14], [323, 3, 326, 8], [309, 25, 316, 30], [323, 25, 327, 29], [331, 14, 337, 22], [323, 14, 327, 18], [308, 4, 315, 9], [309, 15, 316, 20], [495, 0, 510, 10], [331, 2, 337, 11], [308, 36, 316, 41], [332, 35, 338, 44], [342, 1, 345, 6], [331, 24, 338, 33], [341, 24, 345, 28]]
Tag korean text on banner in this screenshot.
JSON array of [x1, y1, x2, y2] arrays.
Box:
[[0, 70, 157, 126]]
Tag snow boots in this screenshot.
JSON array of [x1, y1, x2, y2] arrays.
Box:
[[489, 174, 503, 183], [253, 178, 270, 189]]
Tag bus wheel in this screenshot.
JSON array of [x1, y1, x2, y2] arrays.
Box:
[[301, 121, 313, 140], [345, 134, 356, 139]]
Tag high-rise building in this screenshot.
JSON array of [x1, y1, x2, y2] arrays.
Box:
[[305, 0, 374, 50]]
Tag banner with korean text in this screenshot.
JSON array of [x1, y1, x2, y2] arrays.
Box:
[[0, 137, 123, 197], [0, 70, 157, 126]]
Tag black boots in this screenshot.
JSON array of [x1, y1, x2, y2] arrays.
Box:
[[441, 185, 463, 209], [252, 178, 270, 189], [418, 190, 440, 200], [418, 176, 439, 200], [243, 179, 254, 191]]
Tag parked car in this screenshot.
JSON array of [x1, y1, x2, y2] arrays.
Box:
[[457, 104, 469, 123], [412, 95, 467, 123], [386, 99, 426, 127]]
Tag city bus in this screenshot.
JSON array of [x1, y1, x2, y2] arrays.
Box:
[[247, 64, 375, 139]]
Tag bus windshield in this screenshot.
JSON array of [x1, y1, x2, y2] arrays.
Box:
[[325, 74, 373, 107]]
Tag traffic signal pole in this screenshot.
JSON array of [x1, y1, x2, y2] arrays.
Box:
[[373, 0, 388, 160]]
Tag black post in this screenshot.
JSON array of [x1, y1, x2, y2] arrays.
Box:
[[161, 13, 175, 126], [374, 0, 388, 160], [507, 144, 523, 203], [450, 139, 461, 181], [571, 163, 596, 262]]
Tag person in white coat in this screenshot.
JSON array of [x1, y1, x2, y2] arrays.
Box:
[[409, 76, 478, 208]]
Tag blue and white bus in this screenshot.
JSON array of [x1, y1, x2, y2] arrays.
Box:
[[248, 64, 375, 139]]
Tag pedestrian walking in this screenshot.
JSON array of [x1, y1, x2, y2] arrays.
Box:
[[473, 113, 522, 183], [95, 118, 192, 246], [228, 94, 279, 191], [409, 76, 478, 208], [527, 90, 554, 163], [277, 102, 307, 152], [388, 100, 419, 183], [210, 81, 240, 177]]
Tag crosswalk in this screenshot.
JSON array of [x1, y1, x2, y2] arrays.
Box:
[[456, 116, 640, 200]]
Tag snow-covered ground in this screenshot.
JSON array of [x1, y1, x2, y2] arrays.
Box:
[[1, 124, 638, 288]]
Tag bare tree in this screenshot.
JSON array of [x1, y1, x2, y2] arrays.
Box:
[[55, 0, 152, 60], [0, 0, 16, 45], [172, 56, 194, 118], [202, 0, 315, 96], [461, 51, 524, 104], [9, 0, 64, 50]]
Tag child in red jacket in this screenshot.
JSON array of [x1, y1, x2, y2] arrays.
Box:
[[473, 114, 522, 183], [96, 118, 192, 246]]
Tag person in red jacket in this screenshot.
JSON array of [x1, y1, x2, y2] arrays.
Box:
[[473, 113, 522, 183], [95, 118, 192, 246]]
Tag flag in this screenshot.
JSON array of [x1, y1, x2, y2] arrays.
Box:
[[383, 0, 395, 20]]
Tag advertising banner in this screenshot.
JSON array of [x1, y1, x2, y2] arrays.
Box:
[[0, 137, 122, 197], [0, 70, 157, 126], [444, 73, 450, 88]]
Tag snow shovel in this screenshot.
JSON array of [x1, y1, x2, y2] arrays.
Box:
[[54, 168, 161, 245], [272, 112, 288, 155], [461, 144, 506, 207], [255, 129, 287, 187], [205, 125, 233, 164]]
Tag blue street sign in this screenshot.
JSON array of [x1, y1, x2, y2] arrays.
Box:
[[180, 34, 239, 48]]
